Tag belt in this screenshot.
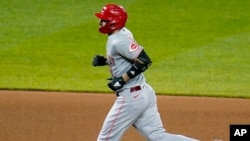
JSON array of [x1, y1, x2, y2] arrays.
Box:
[[116, 85, 142, 97], [130, 85, 141, 93]]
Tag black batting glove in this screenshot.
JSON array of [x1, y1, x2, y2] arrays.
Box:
[[107, 77, 126, 91], [92, 55, 107, 66]]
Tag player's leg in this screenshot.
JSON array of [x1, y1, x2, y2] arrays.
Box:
[[133, 84, 199, 141], [97, 93, 146, 141]]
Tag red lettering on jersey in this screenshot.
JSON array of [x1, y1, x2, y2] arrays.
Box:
[[107, 55, 115, 66], [129, 43, 139, 52]]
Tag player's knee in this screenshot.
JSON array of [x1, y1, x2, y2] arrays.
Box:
[[140, 126, 167, 141]]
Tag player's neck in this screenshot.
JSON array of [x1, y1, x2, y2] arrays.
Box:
[[108, 29, 120, 36]]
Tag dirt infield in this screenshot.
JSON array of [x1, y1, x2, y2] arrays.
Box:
[[0, 90, 249, 141]]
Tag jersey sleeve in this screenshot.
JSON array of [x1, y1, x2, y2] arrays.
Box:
[[113, 36, 143, 61]]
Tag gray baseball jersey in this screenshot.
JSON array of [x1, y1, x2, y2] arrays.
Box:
[[106, 27, 145, 90], [97, 27, 199, 141]]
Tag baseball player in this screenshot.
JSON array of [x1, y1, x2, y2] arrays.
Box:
[[92, 4, 199, 141]]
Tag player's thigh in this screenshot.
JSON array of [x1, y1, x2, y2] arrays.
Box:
[[101, 95, 146, 133], [133, 101, 166, 139]]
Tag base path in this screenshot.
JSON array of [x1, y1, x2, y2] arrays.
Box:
[[0, 90, 249, 141]]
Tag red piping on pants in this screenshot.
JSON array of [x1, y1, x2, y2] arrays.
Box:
[[105, 97, 125, 141]]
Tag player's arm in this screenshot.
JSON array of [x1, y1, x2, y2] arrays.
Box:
[[122, 49, 152, 82], [107, 49, 152, 91]]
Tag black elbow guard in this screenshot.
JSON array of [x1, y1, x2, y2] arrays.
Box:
[[127, 49, 152, 79]]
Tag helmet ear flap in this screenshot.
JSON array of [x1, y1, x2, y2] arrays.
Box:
[[108, 22, 116, 30], [110, 25, 115, 30]]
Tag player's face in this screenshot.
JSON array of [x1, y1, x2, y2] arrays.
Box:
[[99, 19, 108, 27]]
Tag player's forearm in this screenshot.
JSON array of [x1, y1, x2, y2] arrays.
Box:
[[122, 73, 130, 83], [122, 49, 152, 83]]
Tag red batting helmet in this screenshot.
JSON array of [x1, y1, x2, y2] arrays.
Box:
[[95, 4, 128, 34]]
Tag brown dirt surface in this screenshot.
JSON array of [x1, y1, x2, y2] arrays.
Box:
[[0, 90, 250, 141]]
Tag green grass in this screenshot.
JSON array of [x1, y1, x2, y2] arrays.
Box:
[[149, 33, 250, 97], [0, 0, 249, 98]]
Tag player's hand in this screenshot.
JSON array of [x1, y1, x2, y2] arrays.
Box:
[[92, 55, 107, 66], [107, 77, 126, 91]]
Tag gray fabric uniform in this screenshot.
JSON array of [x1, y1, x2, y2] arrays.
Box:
[[106, 27, 145, 90], [97, 27, 199, 141]]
